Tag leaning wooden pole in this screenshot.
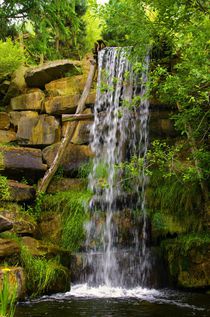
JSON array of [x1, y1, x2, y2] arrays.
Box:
[[37, 59, 96, 194]]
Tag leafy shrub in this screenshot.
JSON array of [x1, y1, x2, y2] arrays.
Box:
[[0, 39, 25, 77]]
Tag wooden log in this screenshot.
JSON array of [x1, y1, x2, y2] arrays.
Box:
[[62, 114, 94, 122], [37, 59, 96, 194]]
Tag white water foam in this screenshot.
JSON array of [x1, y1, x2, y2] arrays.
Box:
[[67, 284, 160, 299]]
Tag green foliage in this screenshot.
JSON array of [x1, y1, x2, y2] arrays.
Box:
[[0, 271, 17, 317], [0, 176, 10, 201], [20, 246, 67, 297], [78, 161, 93, 178], [26, 191, 45, 220], [83, 1, 103, 51], [0, 0, 88, 63], [148, 170, 203, 232], [42, 190, 92, 251], [0, 39, 25, 77]]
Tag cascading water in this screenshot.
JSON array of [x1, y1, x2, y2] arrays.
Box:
[[75, 47, 151, 290]]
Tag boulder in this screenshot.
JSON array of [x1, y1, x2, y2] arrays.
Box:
[[0, 215, 13, 233], [0, 267, 26, 299], [8, 180, 36, 202], [25, 60, 82, 89], [62, 109, 93, 145], [45, 75, 86, 96], [3, 65, 27, 105], [47, 178, 86, 194], [43, 143, 94, 174], [39, 213, 62, 244], [0, 130, 16, 143], [1, 207, 37, 237], [0, 238, 20, 258], [44, 94, 79, 115], [10, 89, 45, 111], [0, 112, 10, 130], [15, 113, 60, 145], [44, 92, 96, 115], [10, 111, 35, 129], [0, 146, 47, 176]]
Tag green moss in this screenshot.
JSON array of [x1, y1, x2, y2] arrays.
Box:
[[161, 233, 210, 286], [42, 190, 92, 252], [147, 170, 204, 233]]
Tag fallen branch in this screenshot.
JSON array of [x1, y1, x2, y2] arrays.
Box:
[[37, 59, 96, 194], [62, 113, 94, 122]]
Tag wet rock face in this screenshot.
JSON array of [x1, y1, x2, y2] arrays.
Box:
[[10, 89, 45, 111], [0, 215, 13, 233], [25, 60, 82, 89], [163, 239, 210, 288]]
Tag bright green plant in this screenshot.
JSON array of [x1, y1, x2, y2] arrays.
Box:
[[0, 271, 17, 317], [0, 38, 25, 77], [42, 190, 92, 251], [20, 246, 67, 297], [0, 176, 10, 201]]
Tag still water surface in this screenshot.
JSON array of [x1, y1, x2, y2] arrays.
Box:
[[15, 284, 210, 317]]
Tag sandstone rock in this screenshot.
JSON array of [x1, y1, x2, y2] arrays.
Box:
[[15, 113, 60, 145], [0, 215, 13, 233], [86, 92, 96, 105], [3, 65, 27, 105], [43, 143, 94, 174], [45, 75, 86, 96], [0, 146, 47, 176], [62, 109, 93, 145], [10, 89, 45, 111], [47, 178, 86, 194], [8, 180, 36, 202], [0, 266, 26, 299], [1, 208, 37, 237], [39, 213, 62, 244], [10, 111, 35, 128], [44, 92, 95, 115], [25, 60, 82, 89], [0, 238, 20, 258], [0, 112, 10, 130], [0, 130, 16, 143], [44, 94, 79, 115]]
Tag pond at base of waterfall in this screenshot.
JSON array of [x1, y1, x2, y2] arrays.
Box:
[[15, 286, 210, 317]]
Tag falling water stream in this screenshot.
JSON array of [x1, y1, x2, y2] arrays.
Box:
[[83, 47, 151, 288], [15, 48, 210, 316]]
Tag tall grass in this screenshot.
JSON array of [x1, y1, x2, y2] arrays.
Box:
[[20, 246, 67, 297]]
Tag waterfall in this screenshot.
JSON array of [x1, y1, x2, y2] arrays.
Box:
[[82, 47, 151, 288]]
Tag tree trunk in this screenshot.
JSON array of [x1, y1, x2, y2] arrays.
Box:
[[37, 59, 96, 194]]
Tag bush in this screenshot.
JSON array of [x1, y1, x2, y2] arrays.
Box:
[[0, 38, 25, 77]]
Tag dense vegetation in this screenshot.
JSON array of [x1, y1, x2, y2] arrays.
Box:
[[0, 1, 209, 312]]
